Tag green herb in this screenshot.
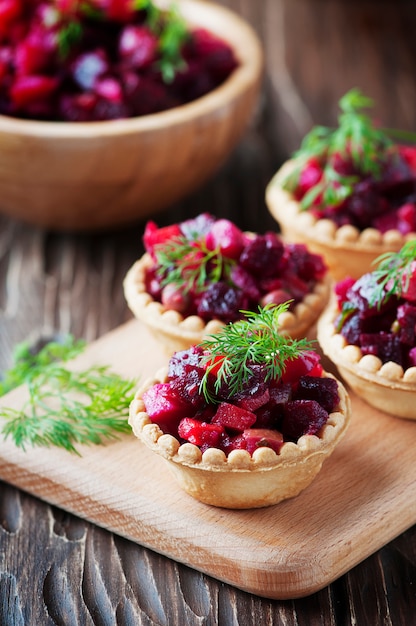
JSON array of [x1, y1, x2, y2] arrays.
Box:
[[57, 20, 84, 58], [282, 88, 396, 210], [0, 336, 136, 454], [199, 303, 313, 402], [156, 6, 188, 83], [154, 235, 235, 293], [369, 240, 416, 306]]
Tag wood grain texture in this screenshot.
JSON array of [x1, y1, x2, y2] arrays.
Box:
[[0, 0, 415, 622]]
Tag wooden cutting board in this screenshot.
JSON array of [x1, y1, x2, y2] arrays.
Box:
[[0, 319, 415, 600]]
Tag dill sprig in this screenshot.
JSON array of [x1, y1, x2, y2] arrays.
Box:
[[0, 336, 136, 454], [154, 235, 235, 293], [369, 240, 416, 307], [199, 303, 313, 402], [282, 88, 396, 210]]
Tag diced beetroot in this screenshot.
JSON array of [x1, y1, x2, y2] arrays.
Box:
[[293, 157, 323, 201], [236, 388, 270, 412], [281, 400, 329, 441], [10, 74, 58, 108], [211, 402, 256, 432], [408, 346, 416, 366], [143, 221, 182, 257], [268, 383, 292, 405], [142, 383, 189, 436], [0, 0, 21, 34], [178, 418, 224, 447], [94, 77, 123, 102], [205, 219, 244, 260], [241, 428, 283, 455], [280, 351, 323, 385], [239, 233, 285, 277], [294, 376, 339, 414], [334, 276, 356, 308], [161, 284, 190, 314], [399, 145, 416, 173], [397, 203, 416, 234], [197, 282, 244, 322], [261, 288, 293, 308]]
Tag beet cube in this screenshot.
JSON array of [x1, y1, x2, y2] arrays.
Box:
[[280, 351, 323, 385], [294, 376, 340, 414], [178, 418, 224, 447], [211, 402, 256, 432], [236, 388, 270, 412], [281, 400, 329, 441], [142, 383, 189, 435]]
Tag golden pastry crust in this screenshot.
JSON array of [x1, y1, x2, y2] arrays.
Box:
[[123, 251, 331, 354], [266, 161, 416, 281], [129, 367, 351, 509], [318, 298, 416, 420]]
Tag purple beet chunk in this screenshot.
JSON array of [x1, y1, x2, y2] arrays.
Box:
[[294, 376, 340, 414], [179, 213, 216, 240], [239, 233, 285, 277], [142, 383, 190, 436], [359, 332, 403, 365], [281, 400, 329, 441], [197, 282, 244, 321]]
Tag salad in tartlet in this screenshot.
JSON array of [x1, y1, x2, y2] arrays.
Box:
[[318, 241, 416, 420], [266, 89, 416, 280], [123, 213, 330, 353], [129, 304, 351, 508]]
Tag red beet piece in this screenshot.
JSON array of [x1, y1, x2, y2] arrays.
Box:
[[178, 418, 224, 447], [143, 221, 182, 257], [142, 383, 189, 436], [205, 219, 244, 260], [280, 351, 323, 385], [294, 376, 339, 414], [281, 400, 328, 441], [211, 402, 256, 432]]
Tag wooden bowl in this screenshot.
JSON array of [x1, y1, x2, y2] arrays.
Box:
[[0, 1, 263, 231]]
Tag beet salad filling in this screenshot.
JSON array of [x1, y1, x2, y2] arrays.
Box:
[[141, 305, 341, 456]]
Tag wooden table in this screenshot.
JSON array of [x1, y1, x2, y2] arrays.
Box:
[[1, 1, 415, 623]]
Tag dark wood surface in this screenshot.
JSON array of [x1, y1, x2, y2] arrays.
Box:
[[1, 0, 415, 623]]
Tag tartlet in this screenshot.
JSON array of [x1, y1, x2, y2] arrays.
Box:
[[318, 242, 416, 420], [129, 305, 351, 508], [123, 213, 330, 354], [266, 89, 416, 281]]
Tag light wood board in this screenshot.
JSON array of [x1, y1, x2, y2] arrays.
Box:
[[0, 319, 415, 600]]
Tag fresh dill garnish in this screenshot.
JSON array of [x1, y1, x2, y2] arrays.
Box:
[[155, 6, 188, 83], [154, 235, 235, 293], [0, 335, 136, 454], [282, 88, 396, 210], [198, 303, 313, 403], [368, 240, 416, 307]]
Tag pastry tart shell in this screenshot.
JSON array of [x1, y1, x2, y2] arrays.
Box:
[[318, 299, 416, 420], [266, 161, 416, 281], [129, 368, 351, 509], [123, 252, 331, 355]]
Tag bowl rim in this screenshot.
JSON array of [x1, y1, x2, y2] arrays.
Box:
[[0, 0, 263, 139]]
